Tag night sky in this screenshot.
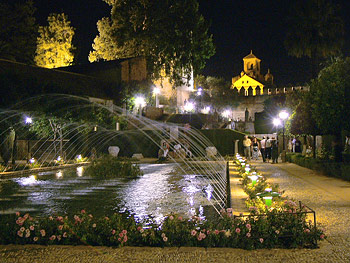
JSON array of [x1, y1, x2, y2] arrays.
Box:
[[31, 0, 350, 86]]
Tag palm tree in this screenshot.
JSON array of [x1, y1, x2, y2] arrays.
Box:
[[284, 0, 344, 78]]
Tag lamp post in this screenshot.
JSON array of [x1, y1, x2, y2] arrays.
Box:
[[278, 110, 289, 151], [273, 118, 281, 144], [153, 87, 160, 108]]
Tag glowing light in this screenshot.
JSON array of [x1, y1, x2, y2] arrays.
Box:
[[279, 110, 289, 120], [201, 106, 211, 114], [57, 156, 61, 162], [153, 87, 160, 95], [18, 175, 37, 186], [263, 196, 273, 206], [25, 117, 32, 124], [77, 166, 84, 177], [135, 96, 146, 107], [273, 118, 281, 126], [245, 167, 251, 173], [248, 175, 258, 186], [184, 102, 195, 112], [29, 158, 35, 164], [56, 171, 63, 178], [221, 109, 231, 118], [197, 87, 202, 96], [265, 187, 272, 192]]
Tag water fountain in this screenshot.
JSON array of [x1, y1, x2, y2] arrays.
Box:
[[0, 94, 228, 221]]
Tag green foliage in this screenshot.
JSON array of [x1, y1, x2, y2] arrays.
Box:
[[35, 13, 75, 68], [90, 0, 215, 84], [0, 207, 325, 249], [310, 57, 350, 135], [0, 0, 38, 64], [284, 0, 344, 77], [85, 155, 143, 178]]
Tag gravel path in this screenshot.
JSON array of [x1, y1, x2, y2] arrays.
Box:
[[1, 161, 350, 262]]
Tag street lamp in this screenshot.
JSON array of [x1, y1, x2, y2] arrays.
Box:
[[153, 87, 160, 108], [278, 110, 289, 151], [273, 118, 281, 136], [25, 116, 32, 124]]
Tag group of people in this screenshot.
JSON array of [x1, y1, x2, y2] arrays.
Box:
[[242, 135, 279, 163]]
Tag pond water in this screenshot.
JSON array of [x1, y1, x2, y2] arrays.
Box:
[[0, 163, 221, 222]]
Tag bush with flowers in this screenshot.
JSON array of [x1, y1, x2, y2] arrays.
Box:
[[0, 205, 325, 249], [234, 156, 326, 247]]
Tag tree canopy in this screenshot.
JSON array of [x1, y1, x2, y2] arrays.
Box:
[[34, 13, 75, 69], [284, 0, 344, 77], [310, 57, 350, 135], [89, 0, 215, 85], [0, 0, 38, 64]]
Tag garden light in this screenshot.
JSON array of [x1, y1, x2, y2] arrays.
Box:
[[265, 187, 272, 193], [245, 167, 251, 173], [248, 175, 258, 186], [184, 101, 195, 112], [29, 158, 35, 164], [263, 196, 273, 206]]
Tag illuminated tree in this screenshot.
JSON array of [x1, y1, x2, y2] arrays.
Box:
[[0, 0, 37, 64], [35, 13, 75, 69], [89, 0, 215, 84], [284, 0, 344, 77]]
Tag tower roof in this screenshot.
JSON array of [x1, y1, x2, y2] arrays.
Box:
[[243, 50, 260, 61]]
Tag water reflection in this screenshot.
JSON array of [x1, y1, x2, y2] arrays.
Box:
[[0, 163, 219, 221]]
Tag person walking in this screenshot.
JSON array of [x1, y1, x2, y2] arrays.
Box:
[[260, 136, 267, 162], [271, 137, 279, 163], [265, 136, 272, 162], [252, 137, 260, 160], [243, 135, 252, 161]]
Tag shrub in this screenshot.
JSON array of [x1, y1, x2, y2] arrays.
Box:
[[84, 155, 143, 178]]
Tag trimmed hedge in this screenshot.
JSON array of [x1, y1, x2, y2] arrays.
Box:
[[199, 129, 247, 156], [286, 153, 350, 181]]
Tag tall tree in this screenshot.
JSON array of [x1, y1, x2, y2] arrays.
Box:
[[0, 0, 38, 64], [310, 57, 350, 160], [89, 0, 215, 85], [34, 13, 75, 69], [284, 0, 344, 78]]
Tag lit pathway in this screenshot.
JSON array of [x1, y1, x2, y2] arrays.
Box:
[[228, 160, 249, 215]]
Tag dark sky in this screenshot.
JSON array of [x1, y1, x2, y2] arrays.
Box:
[[32, 0, 350, 86]]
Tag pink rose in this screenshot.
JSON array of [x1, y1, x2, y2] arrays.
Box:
[[191, 230, 197, 236], [49, 235, 56, 241], [214, 230, 219, 235], [320, 234, 325, 239], [246, 224, 251, 229], [112, 229, 116, 235], [40, 229, 46, 237], [92, 223, 96, 228], [119, 232, 124, 237], [30, 225, 35, 231], [81, 209, 86, 214], [63, 232, 67, 238], [118, 238, 121, 242], [58, 225, 63, 231], [235, 228, 241, 234], [163, 236, 168, 242], [246, 232, 251, 238], [33, 237, 38, 242], [17, 231, 23, 237], [16, 212, 20, 216], [259, 238, 264, 243], [178, 216, 183, 221], [122, 230, 127, 234], [169, 215, 174, 220]]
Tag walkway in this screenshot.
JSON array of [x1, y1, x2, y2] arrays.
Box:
[[2, 160, 350, 262]]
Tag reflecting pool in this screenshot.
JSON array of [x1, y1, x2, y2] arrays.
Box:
[[0, 163, 221, 222]]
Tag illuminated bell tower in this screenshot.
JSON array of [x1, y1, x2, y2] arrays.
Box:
[[243, 50, 262, 81]]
